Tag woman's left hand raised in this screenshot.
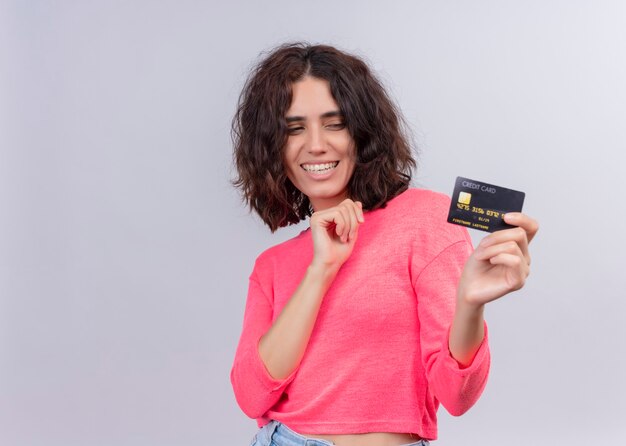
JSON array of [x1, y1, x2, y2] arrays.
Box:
[[457, 213, 539, 307]]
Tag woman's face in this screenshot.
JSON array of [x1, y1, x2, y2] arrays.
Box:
[[283, 76, 356, 212]]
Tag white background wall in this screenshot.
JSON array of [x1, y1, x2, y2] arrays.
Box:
[[1, 1, 625, 444]]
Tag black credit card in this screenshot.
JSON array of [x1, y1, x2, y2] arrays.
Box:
[[447, 176, 525, 232]]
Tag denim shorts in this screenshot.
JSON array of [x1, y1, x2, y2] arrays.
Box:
[[249, 420, 430, 446]]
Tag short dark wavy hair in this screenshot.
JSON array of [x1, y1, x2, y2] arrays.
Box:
[[231, 42, 417, 232]]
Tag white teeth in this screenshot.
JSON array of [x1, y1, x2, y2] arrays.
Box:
[[302, 161, 339, 173]]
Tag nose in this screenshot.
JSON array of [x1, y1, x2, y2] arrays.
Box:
[[305, 125, 326, 154]]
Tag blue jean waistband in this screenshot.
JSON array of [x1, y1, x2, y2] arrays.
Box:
[[273, 421, 334, 445], [253, 420, 429, 446]]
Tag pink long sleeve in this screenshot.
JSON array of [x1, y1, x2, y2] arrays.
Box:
[[230, 272, 298, 418], [230, 188, 491, 439], [413, 240, 490, 416]]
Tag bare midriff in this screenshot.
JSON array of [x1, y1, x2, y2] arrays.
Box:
[[297, 431, 422, 446]]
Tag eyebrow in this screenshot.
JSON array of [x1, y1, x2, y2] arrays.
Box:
[[285, 110, 343, 123]]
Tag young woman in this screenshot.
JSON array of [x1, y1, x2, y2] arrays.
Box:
[[230, 43, 538, 446]]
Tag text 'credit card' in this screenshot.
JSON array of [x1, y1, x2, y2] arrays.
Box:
[[447, 176, 525, 232]]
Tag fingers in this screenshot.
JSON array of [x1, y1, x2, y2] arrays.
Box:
[[473, 226, 531, 292], [488, 252, 529, 290], [476, 240, 523, 262], [357, 201, 364, 222], [503, 212, 539, 243], [312, 199, 364, 243], [476, 240, 529, 275], [460, 212, 538, 304], [479, 226, 530, 264], [334, 203, 358, 243], [341, 200, 364, 243]]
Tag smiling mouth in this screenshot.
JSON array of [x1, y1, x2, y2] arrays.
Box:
[[301, 161, 339, 173]]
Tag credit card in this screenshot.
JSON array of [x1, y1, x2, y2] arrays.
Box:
[[447, 176, 525, 232]]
